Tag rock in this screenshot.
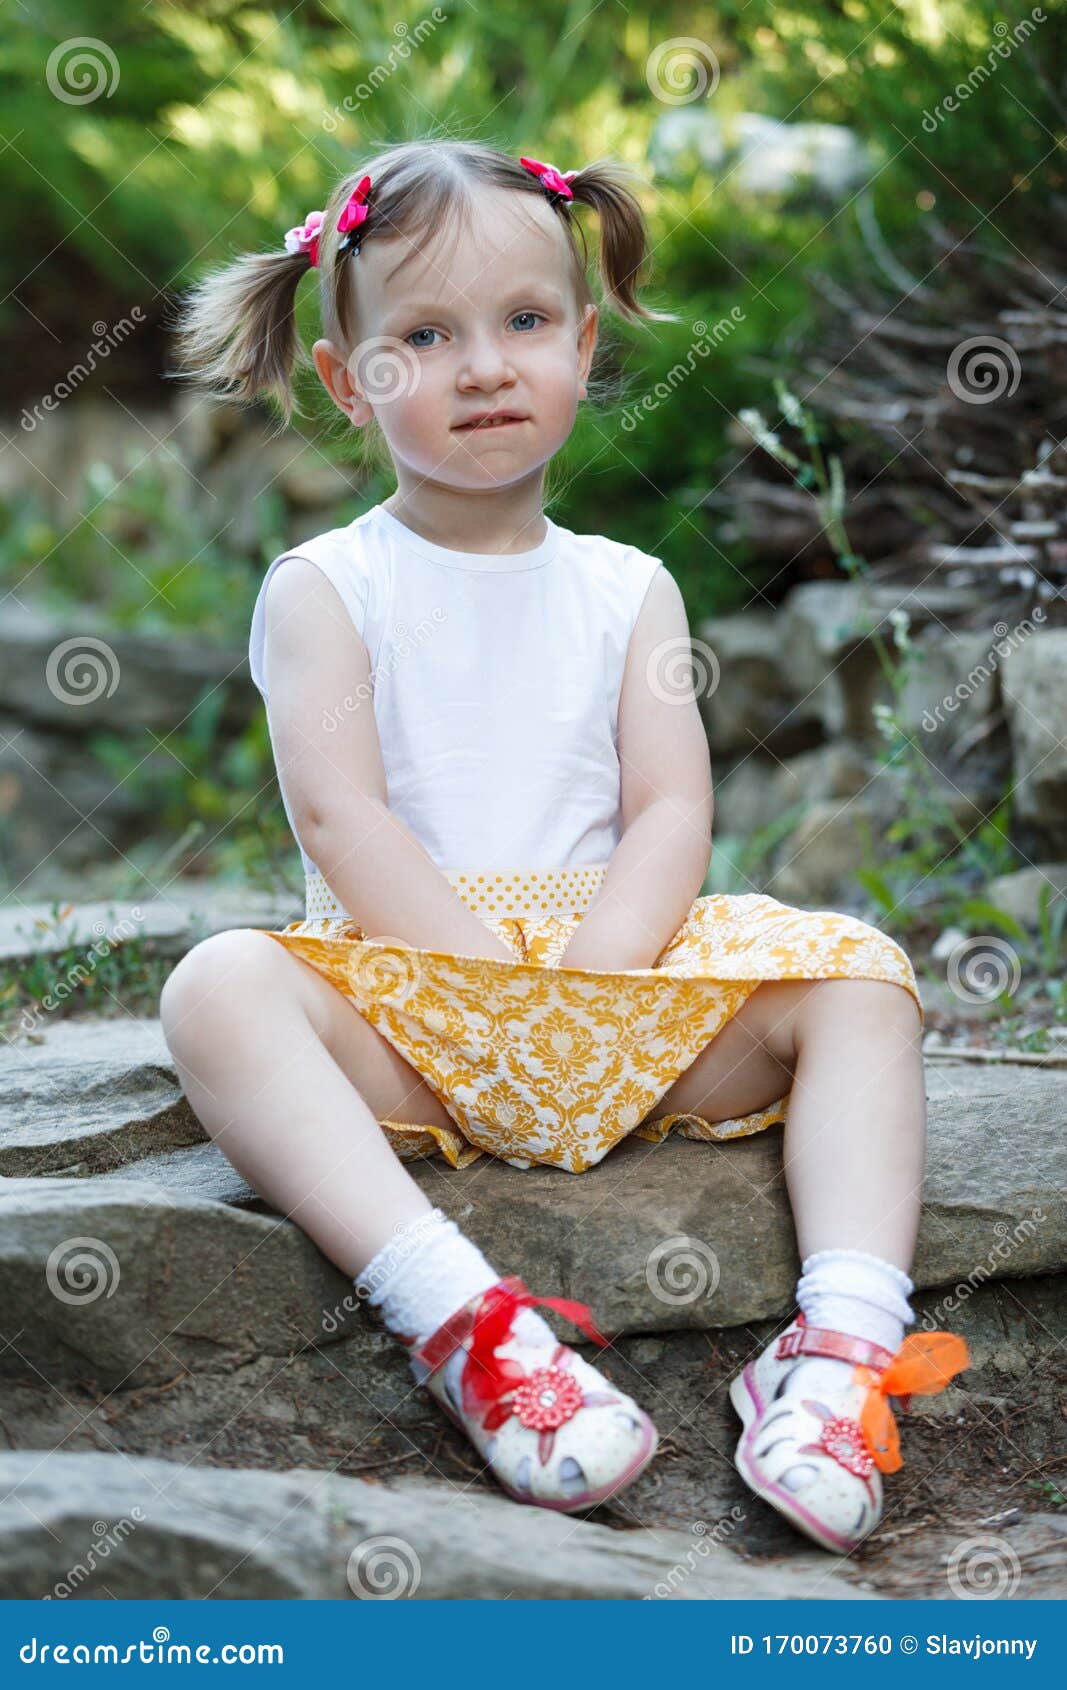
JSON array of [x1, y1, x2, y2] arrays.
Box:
[[1, 1040, 1062, 1386], [987, 864, 1067, 928], [765, 796, 886, 902], [0, 1450, 877, 1600], [711, 743, 874, 843], [897, 626, 1002, 744], [97, 1141, 259, 1206], [0, 1019, 203, 1177], [0, 604, 254, 735], [1002, 633, 1067, 827], [0, 888, 300, 969], [0, 1176, 353, 1386], [779, 581, 973, 741], [694, 611, 821, 757], [0, 713, 146, 881]]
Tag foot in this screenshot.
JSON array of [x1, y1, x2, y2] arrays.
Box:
[[729, 1313, 969, 1554], [404, 1275, 659, 1513]]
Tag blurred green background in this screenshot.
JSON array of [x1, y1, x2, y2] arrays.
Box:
[[2, 0, 1062, 907]]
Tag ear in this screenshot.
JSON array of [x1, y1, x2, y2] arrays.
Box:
[[576, 303, 598, 399], [312, 338, 374, 426]]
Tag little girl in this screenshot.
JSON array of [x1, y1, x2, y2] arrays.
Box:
[[163, 139, 968, 1549]]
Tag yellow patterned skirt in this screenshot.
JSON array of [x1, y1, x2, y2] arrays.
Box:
[[257, 863, 923, 1175]]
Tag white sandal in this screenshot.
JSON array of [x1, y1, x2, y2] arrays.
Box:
[[730, 1313, 969, 1554], [404, 1274, 659, 1512]]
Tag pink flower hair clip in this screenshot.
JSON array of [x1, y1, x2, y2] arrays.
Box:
[[283, 209, 324, 268], [336, 174, 373, 257], [519, 155, 577, 202]]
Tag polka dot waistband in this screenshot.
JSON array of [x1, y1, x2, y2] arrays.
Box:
[[303, 863, 610, 923]]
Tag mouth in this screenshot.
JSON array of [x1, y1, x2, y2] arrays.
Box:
[[453, 413, 529, 432]]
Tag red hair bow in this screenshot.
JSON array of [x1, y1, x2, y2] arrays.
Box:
[[337, 175, 373, 253], [519, 156, 576, 201]]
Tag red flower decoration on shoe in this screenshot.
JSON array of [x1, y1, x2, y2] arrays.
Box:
[[816, 1415, 875, 1479], [511, 1363, 584, 1431]]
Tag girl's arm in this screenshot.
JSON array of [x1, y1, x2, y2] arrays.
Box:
[[261, 559, 515, 960], [556, 566, 713, 971]]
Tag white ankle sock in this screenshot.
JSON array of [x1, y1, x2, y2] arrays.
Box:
[[353, 1207, 557, 1398], [785, 1247, 915, 1396]]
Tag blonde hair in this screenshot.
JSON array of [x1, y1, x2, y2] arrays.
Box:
[[169, 136, 678, 428]]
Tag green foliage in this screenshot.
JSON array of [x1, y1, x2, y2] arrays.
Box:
[[6, 0, 1062, 902]]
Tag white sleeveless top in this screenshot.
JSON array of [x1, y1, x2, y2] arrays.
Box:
[[248, 503, 662, 918]]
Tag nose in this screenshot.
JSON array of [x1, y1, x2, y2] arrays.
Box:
[[457, 325, 517, 393]]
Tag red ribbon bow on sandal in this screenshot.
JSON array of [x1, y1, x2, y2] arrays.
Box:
[[459, 1278, 612, 1440]]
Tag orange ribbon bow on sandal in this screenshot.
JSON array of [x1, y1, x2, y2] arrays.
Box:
[[854, 1331, 970, 1473]]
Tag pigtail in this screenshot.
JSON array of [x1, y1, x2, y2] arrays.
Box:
[[167, 247, 313, 424], [566, 159, 681, 327]]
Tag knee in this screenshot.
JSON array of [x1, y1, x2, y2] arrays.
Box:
[[805, 977, 922, 1038], [160, 928, 282, 1051]]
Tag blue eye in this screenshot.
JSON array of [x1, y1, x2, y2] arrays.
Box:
[[511, 311, 544, 331], [407, 327, 441, 349]]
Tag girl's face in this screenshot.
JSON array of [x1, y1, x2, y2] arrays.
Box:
[[316, 186, 597, 489]]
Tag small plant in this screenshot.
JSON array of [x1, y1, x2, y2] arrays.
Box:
[[740, 380, 1031, 934]]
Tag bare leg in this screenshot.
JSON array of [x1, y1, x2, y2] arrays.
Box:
[[646, 978, 926, 1271], [159, 928, 458, 1277]]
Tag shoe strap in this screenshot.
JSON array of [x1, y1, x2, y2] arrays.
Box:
[[411, 1275, 526, 1375], [775, 1318, 895, 1372], [412, 1273, 611, 1375]]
